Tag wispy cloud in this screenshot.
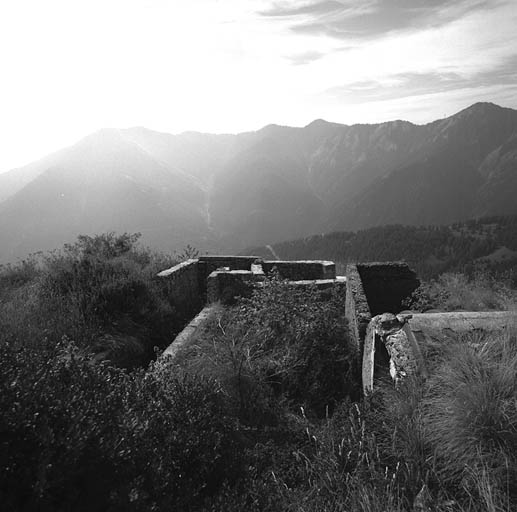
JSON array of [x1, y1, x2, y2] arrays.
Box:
[[285, 50, 327, 65], [326, 54, 517, 102], [259, 0, 347, 17], [260, 0, 496, 40]]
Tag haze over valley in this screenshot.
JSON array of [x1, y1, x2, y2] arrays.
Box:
[[1, 102, 517, 262]]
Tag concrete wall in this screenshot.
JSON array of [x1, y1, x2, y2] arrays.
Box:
[[357, 262, 420, 316], [345, 264, 372, 355], [156, 259, 202, 317], [262, 260, 335, 280], [162, 305, 221, 360], [207, 270, 262, 304], [197, 255, 259, 298]]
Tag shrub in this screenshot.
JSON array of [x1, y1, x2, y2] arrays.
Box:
[[0, 339, 242, 512], [0, 233, 181, 366], [407, 272, 517, 312], [0, 254, 41, 292], [176, 275, 358, 425]]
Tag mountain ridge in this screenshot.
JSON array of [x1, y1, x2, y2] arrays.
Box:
[[1, 102, 516, 262]]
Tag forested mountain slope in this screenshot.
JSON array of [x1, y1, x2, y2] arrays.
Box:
[[244, 215, 517, 280]]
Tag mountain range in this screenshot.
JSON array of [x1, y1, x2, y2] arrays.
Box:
[[1, 102, 517, 262]]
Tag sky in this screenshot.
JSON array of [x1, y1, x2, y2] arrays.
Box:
[[0, 0, 516, 173]]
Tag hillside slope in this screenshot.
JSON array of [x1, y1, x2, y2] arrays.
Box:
[[243, 215, 517, 280], [1, 102, 517, 261]]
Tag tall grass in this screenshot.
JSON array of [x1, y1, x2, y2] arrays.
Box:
[[408, 272, 517, 312], [173, 275, 358, 423], [423, 330, 517, 504]]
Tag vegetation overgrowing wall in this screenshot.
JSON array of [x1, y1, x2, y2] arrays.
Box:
[[159, 256, 340, 312]]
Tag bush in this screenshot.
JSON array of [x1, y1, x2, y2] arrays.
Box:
[[407, 272, 517, 312], [175, 275, 358, 424], [0, 339, 242, 512], [0, 233, 181, 367]]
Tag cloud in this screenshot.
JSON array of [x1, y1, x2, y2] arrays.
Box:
[[260, 0, 496, 40], [259, 0, 347, 17], [326, 54, 517, 102], [285, 50, 326, 65]]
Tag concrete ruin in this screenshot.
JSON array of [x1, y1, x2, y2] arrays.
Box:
[[157, 256, 516, 394]]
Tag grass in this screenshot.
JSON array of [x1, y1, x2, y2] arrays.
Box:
[[172, 275, 358, 423], [407, 272, 517, 312]]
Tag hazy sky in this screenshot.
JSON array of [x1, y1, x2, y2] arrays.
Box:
[[1, 0, 516, 173]]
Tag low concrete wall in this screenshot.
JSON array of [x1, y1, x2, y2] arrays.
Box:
[[408, 311, 517, 340], [156, 259, 202, 317], [197, 255, 260, 298], [162, 304, 221, 360], [345, 264, 372, 356], [285, 276, 346, 290], [357, 262, 419, 316], [207, 269, 264, 303], [262, 260, 335, 280]]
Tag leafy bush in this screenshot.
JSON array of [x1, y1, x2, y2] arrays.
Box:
[[0, 339, 242, 512], [0, 233, 181, 366]]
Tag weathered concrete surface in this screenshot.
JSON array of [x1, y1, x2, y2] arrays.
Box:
[[408, 311, 517, 333], [262, 260, 335, 280], [162, 305, 221, 360], [363, 310, 517, 393], [207, 269, 265, 304], [363, 313, 428, 393], [345, 264, 372, 356], [156, 259, 201, 316], [284, 276, 346, 289]]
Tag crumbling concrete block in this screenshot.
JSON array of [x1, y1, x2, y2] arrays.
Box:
[[363, 312, 426, 393]]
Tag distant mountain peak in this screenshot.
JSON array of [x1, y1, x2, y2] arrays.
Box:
[[454, 101, 505, 118], [305, 119, 330, 128]]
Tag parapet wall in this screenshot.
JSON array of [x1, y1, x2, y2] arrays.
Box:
[[157, 255, 426, 397], [197, 255, 259, 285], [157, 256, 417, 334], [158, 256, 339, 307], [345, 264, 372, 355], [156, 259, 202, 317], [207, 269, 264, 303], [261, 260, 335, 280]]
